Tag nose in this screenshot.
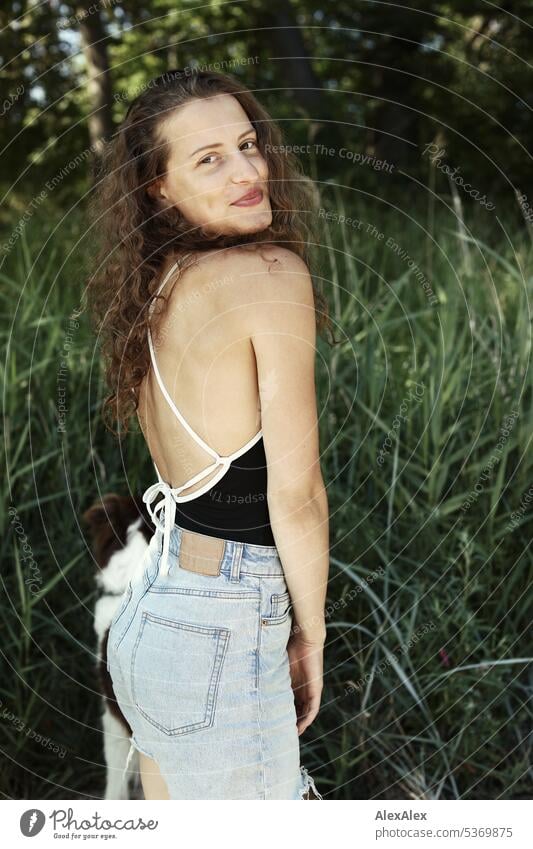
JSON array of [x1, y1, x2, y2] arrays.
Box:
[[229, 148, 262, 183]]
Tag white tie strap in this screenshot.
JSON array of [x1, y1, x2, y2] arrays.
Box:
[[140, 259, 264, 577], [142, 479, 177, 577], [141, 455, 236, 578]]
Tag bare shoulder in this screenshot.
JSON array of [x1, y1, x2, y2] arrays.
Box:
[[229, 243, 311, 276], [161, 246, 314, 324], [218, 244, 314, 307]]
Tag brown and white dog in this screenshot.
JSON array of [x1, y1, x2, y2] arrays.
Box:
[[83, 493, 155, 800]]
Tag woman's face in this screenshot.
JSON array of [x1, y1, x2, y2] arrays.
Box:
[[150, 93, 272, 236]]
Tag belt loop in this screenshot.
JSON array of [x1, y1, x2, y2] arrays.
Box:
[[229, 541, 244, 583]]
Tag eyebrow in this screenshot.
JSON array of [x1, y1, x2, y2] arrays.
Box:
[[188, 128, 257, 159]]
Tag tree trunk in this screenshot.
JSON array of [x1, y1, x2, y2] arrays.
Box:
[[258, 0, 324, 123], [76, 2, 114, 158]]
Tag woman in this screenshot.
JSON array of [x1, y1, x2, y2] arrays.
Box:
[[88, 68, 332, 800]]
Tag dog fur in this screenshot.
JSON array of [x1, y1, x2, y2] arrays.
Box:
[[83, 493, 154, 800]]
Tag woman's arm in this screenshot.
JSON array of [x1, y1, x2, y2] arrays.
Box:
[[244, 247, 330, 647]]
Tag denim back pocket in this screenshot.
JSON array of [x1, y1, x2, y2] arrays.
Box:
[[130, 611, 230, 736]]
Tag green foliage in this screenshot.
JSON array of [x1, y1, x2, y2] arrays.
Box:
[[2, 1, 533, 215], [308, 192, 533, 798], [1, 0, 531, 801]]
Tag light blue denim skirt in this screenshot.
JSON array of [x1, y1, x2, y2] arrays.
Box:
[[107, 523, 322, 800]]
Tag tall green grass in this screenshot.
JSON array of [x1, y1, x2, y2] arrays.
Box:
[[1, 196, 531, 799]]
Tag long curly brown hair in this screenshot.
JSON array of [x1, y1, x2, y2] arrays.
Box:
[[86, 68, 333, 437]]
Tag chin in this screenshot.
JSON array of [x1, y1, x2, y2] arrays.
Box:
[[229, 208, 272, 235]]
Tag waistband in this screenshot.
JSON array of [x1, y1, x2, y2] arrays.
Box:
[[172, 524, 283, 579], [142, 479, 281, 579]]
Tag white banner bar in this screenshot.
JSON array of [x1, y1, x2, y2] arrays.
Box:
[[3, 799, 530, 847]]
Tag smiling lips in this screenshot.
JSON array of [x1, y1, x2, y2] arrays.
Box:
[[231, 188, 264, 207]]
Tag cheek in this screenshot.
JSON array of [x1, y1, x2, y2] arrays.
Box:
[[165, 173, 187, 204], [171, 174, 208, 210], [257, 155, 269, 178], [198, 189, 221, 212], [184, 181, 221, 216], [204, 180, 229, 208]]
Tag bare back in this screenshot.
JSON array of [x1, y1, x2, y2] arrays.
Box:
[[136, 246, 275, 497]]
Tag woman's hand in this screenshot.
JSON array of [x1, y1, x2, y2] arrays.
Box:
[[287, 631, 324, 735]]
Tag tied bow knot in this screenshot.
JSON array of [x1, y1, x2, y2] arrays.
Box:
[[142, 480, 177, 577], [141, 457, 231, 578]]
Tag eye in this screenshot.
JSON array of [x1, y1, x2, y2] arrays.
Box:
[[199, 153, 219, 165], [198, 139, 258, 166]]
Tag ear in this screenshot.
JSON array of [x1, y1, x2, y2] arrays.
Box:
[[147, 179, 168, 201]]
